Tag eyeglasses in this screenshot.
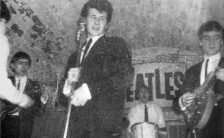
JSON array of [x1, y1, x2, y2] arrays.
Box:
[[14, 61, 30, 66]]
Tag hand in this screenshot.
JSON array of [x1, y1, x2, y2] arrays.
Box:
[[67, 68, 81, 85], [216, 68, 224, 81], [215, 93, 223, 102], [41, 93, 48, 105], [19, 96, 34, 109], [181, 92, 196, 107], [26, 98, 35, 108]]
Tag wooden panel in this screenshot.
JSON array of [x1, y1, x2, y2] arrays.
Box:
[[32, 109, 187, 138], [31, 108, 67, 138], [167, 121, 187, 138]]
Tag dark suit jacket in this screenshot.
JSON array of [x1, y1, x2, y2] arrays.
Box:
[[59, 36, 133, 137], [3, 76, 41, 138], [178, 58, 224, 138]]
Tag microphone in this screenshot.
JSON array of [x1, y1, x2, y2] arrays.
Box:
[[76, 19, 85, 42], [63, 16, 86, 138]]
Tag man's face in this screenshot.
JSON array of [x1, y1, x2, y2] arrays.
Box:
[[199, 30, 223, 56], [85, 8, 108, 37], [11, 59, 30, 77], [0, 19, 6, 35], [139, 89, 149, 103]]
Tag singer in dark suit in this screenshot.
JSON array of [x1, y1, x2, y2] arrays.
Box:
[[60, 0, 133, 138], [177, 21, 224, 138], [1, 52, 42, 138]]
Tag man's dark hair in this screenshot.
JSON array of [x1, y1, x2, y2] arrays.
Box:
[[1, 1, 11, 23], [197, 20, 223, 39], [81, 0, 113, 23], [10, 51, 31, 66]]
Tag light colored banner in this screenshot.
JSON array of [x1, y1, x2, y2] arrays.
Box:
[[125, 62, 186, 109]]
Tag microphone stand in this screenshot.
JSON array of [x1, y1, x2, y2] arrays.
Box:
[[63, 21, 85, 138], [62, 97, 72, 138]]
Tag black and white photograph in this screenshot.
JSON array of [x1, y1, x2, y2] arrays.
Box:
[[0, 0, 224, 138]]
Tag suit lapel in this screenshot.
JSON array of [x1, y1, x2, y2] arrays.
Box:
[[193, 57, 224, 87], [194, 57, 224, 87], [9, 76, 30, 94], [82, 36, 107, 65], [8, 76, 16, 86], [195, 62, 202, 87], [24, 79, 31, 95], [218, 57, 224, 67]]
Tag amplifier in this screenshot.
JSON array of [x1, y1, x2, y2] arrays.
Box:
[[166, 121, 187, 138]]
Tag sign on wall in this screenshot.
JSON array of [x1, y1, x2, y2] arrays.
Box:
[[125, 62, 186, 108]]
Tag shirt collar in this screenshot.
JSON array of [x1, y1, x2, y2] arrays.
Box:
[[204, 53, 221, 63], [88, 34, 104, 44], [16, 76, 27, 82], [139, 101, 152, 107]]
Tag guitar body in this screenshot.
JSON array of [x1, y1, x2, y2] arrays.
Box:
[[182, 71, 217, 130], [0, 99, 20, 120], [183, 90, 215, 129]]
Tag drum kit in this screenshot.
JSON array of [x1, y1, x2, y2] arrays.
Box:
[[131, 121, 160, 138]]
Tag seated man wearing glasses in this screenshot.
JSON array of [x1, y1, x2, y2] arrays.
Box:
[[1, 51, 42, 138]]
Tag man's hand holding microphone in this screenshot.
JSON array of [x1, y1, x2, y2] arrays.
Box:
[[63, 68, 91, 106]]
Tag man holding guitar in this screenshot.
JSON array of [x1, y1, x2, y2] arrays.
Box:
[[179, 20, 224, 138], [1, 51, 42, 138], [0, 1, 33, 109]]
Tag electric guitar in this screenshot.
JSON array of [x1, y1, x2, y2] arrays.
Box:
[[182, 69, 222, 129], [0, 100, 21, 120]]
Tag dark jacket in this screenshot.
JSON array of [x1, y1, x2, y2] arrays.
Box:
[[2, 76, 41, 138], [59, 36, 133, 138], [178, 58, 224, 138]]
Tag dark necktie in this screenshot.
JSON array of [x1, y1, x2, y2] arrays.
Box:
[[205, 59, 209, 79], [81, 39, 92, 65], [17, 79, 20, 90], [144, 104, 148, 122]]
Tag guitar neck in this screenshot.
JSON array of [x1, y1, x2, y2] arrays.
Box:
[[194, 72, 216, 96]]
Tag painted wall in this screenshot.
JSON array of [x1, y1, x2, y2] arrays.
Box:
[[4, 0, 224, 108]]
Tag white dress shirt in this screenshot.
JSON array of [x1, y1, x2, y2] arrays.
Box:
[[127, 102, 166, 133], [12, 76, 28, 115], [16, 76, 27, 93], [0, 34, 29, 106], [200, 53, 221, 85]]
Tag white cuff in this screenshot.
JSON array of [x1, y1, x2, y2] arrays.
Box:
[[74, 83, 92, 100], [70, 83, 92, 106], [179, 96, 186, 110]]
